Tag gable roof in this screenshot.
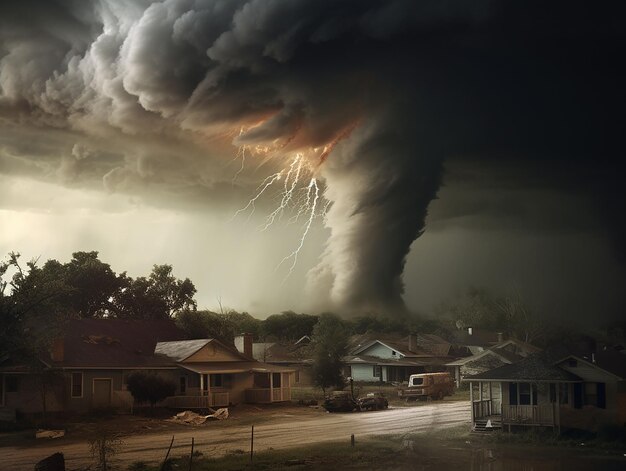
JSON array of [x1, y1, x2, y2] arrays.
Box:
[[155, 339, 214, 362], [446, 347, 519, 367], [343, 354, 428, 367], [556, 352, 626, 380], [414, 334, 453, 357], [466, 354, 582, 382], [52, 319, 185, 368]]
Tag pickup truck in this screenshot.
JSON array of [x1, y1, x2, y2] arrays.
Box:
[[397, 372, 454, 401]]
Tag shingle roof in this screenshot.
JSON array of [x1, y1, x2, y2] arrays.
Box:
[[343, 354, 427, 367], [466, 354, 582, 382], [155, 339, 213, 362], [52, 319, 186, 368]]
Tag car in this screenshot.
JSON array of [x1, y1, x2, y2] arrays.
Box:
[[322, 391, 359, 412], [357, 392, 389, 411]]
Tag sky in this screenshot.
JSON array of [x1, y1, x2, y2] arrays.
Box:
[[1, 1, 625, 322]]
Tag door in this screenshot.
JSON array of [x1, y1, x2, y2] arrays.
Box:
[[93, 379, 112, 408]]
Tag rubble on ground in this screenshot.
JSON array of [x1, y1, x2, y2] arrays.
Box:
[[170, 408, 229, 425], [35, 429, 65, 439]]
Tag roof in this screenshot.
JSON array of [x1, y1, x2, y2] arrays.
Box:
[[446, 348, 519, 367], [556, 351, 626, 380], [155, 339, 213, 362], [414, 334, 452, 357], [343, 354, 428, 367], [51, 319, 185, 368], [180, 361, 295, 374], [465, 354, 582, 382], [450, 328, 501, 347]]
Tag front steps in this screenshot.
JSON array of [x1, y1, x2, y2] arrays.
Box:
[[473, 418, 502, 433]]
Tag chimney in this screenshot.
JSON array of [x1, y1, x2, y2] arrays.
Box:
[[234, 333, 253, 359], [408, 334, 417, 353], [468, 327, 473, 336], [497, 332, 504, 343], [50, 338, 64, 362]]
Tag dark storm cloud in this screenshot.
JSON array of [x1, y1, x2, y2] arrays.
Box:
[[1, 0, 625, 312]]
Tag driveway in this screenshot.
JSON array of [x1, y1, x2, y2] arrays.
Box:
[[1, 401, 470, 470]]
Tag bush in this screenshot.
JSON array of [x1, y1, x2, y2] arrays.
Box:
[[126, 372, 176, 407], [597, 423, 626, 443]]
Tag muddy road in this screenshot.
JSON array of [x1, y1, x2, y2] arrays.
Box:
[[1, 401, 470, 470]]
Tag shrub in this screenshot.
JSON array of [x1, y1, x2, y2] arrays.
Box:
[[126, 372, 176, 408]]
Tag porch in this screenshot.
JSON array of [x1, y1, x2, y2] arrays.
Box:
[[469, 380, 565, 431], [167, 392, 230, 409]]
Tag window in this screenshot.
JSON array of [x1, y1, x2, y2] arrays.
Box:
[[373, 366, 382, 378], [392, 351, 396, 356], [272, 373, 281, 388], [5, 376, 19, 393], [584, 382, 605, 408], [412, 377, 424, 386], [510, 382, 536, 405], [518, 383, 537, 405], [71, 372, 83, 398], [180, 376, 187, 395], [209, 374, 232, 388]]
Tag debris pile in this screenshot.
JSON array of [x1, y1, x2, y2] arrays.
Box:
[[170, 408, 229, 425]]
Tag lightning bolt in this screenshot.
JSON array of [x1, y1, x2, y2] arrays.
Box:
[[230, 171, 283, 222], [276, 177, 320, 281], [231, 152, 330, 280], [259, 153, 304, 231]]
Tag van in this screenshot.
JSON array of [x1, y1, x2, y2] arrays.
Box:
[[398, 372, 454, 401]]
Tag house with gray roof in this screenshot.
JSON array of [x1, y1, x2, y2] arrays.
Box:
[[464, 350, 626, 433]]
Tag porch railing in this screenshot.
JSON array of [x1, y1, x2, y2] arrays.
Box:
[[166, 392, 230, 409], [472, 399, 492, 419], [502, 404, 555, 426], [245, 387, 292, 404]]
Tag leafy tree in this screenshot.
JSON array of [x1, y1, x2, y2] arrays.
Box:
[[310, 313, 349, 395], [126, 372, 176, 408], [114, 265, 197, 319], [260, 311, 318, 341], [176, 309, 260, 344], [63, 251, 127, 318]]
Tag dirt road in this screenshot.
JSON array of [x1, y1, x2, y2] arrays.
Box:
[[1, 402, 470, 470]]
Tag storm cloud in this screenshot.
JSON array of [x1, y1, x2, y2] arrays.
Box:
[[1, 0, 625, 314]]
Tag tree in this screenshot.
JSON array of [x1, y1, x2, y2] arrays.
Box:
[[310, 313, 349, 395], [114, 265, 197, 319], [260, 311, 319, 341], [126, 372, 176, 408], [63, 251, 126, 318]]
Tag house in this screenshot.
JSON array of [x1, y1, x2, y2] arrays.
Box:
[[0, 320, 294, 417], [251, 339, 314, 386], [344, 334, 450, 383], [450, 327, 504, 354], [447, 338, 541, 387], [465, 350, 626, 433]]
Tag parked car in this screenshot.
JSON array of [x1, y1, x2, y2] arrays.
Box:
[[357, 392, 389, 411], [323, 391, 359, 412]]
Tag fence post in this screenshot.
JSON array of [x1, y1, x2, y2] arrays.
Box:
[[160, 436, 174, 471], [351, 434, 355, 447], [250, 425, 254, 463], [189, 437, 194, 471]]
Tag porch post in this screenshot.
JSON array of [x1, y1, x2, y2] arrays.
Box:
[[199, 374, 204, 395], [269, 372, 274, 403], [469, 381, 474, 429], [555, 382, 561, 434]]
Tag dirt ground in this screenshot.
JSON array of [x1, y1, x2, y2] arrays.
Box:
[[0, 401, 470, 470]]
